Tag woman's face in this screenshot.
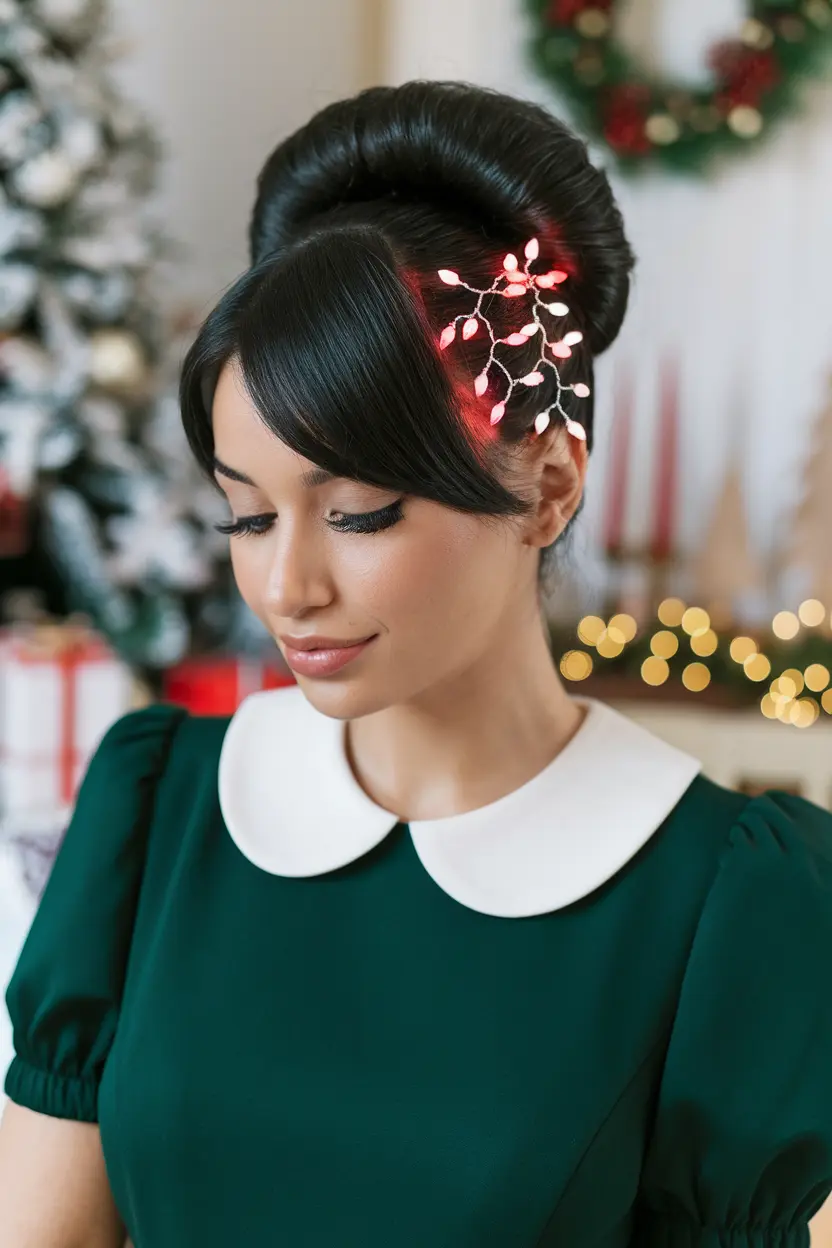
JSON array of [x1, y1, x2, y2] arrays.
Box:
[[211, 358, 579, 721]]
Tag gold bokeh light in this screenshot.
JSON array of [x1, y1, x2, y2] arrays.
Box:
[[781, 667, 805, 696], [730, 636, 757, 664], [682, 663, 711, 692], [577, 615, 606, 647], [790, 698, 819, 729], [804, 663, 830, 693], [690, 629, 718, 657], [657, 598, 686, 628], [760, 694, 778, 719], [650, 630, 679, 659], [744, 653, 772, 682], [681, 607, 711, 637], [772, 611, 800, 641], [798, 599, 826, 628], [642, 656, 670, 686], [560, 650, 593, 681], [596, 630, 624, 659], [607, 613, 638, 645]]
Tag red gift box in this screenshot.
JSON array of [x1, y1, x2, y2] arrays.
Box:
[[162, 656, 295, 716]]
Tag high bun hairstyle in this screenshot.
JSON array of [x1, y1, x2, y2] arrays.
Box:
[[180, 81, 635, 570]]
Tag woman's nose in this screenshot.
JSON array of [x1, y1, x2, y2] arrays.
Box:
[[262, 523, 333, 619]]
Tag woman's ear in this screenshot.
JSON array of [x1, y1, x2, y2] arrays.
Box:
[[522, 425, 588, 550]]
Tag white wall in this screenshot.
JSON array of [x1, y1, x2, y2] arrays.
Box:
[[110, 0, 369, 311], [384, 0, 832, 600]]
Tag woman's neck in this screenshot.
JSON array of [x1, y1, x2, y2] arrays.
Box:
[[345, 610, 584, 822]]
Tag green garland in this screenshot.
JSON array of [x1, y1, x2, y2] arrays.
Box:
[[550, 615, 832, 717], [526, 0, 832, 174]]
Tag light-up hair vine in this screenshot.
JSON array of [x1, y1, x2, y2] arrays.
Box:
[[437, 237, 589, 440]]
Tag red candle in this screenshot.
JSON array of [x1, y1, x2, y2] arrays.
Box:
[[651, 358, 679, 563], [604, 365, 634, 557]]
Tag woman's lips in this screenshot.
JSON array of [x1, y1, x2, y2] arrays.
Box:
[[281, 635, 377, 677]]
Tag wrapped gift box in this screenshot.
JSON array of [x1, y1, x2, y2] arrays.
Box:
[[0, 620, 136, 818], [162, 655, 295, 716]]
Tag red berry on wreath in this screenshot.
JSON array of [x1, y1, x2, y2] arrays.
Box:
[[602, 83, 653, 155], [547, 0, 612, 26]]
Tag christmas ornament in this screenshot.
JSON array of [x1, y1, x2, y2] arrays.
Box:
[[437, 237, 589, 438], [11, 147, 79, 207], [527, 0, 832, 174], [87, 326, 147, 393]]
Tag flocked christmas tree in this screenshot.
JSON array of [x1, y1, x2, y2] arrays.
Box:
[[0, 0, 240, 670]]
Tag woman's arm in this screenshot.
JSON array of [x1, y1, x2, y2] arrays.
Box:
[[812, 1192, 832, 1246], [0, 1100, 126, 1248]]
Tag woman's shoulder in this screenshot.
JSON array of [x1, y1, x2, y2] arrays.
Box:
[[668, 770, 832, 877]]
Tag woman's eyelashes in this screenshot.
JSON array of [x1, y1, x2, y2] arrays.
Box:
[[213, 499, 405, 540]]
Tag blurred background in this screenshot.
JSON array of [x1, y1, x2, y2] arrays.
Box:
[[1, 0, 832, 1070]]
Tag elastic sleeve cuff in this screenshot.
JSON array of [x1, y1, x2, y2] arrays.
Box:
[[3, 1055, 100, 1122], [636, 1213, 809, 1248]]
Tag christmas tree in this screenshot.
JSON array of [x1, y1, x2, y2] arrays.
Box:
[[0, 0, 237, 670], [692, 461, 764, 629], [788, 376, 832, 612]]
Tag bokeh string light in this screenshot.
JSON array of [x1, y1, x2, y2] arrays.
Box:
[[558, 596, 832, 728]]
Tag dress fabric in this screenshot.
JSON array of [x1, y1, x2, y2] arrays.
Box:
[[3, 695, 832, 1248]]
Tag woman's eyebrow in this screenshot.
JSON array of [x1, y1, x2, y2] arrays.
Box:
[[212, 456, 337, 490]]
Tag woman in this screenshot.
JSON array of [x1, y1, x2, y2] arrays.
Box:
[[1, 81, 831, 1248]]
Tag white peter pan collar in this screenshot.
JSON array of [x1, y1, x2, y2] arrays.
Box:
[[217, 685, 701, 919]]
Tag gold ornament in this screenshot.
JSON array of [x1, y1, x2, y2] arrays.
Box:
[[740, 18, 775, 49], [727, 106, 764, 139], [645, 113, 681, 145], [804, 0, 832, 29], [88, 328, 148, 394], [575, 9, 610, 38]]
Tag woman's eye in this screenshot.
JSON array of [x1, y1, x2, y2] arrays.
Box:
[[213, 514, 276, 539], [212, 500, 404, 540], [326, 499, 404, 534]]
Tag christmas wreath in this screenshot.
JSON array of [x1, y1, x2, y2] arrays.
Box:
[[526, 0, 832, 173]]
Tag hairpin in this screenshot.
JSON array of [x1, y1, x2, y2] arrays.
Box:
[[436, 237, 589, 440]]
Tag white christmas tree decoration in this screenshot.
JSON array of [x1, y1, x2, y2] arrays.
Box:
[[788, 377, 832, 611], [692, 461, 764, 626]]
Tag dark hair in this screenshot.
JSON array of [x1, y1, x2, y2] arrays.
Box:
[[180, 80, 634, 575]]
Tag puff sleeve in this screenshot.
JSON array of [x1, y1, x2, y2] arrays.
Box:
[[3, 703, 186, 1123], [634, 791, 832, 1247]]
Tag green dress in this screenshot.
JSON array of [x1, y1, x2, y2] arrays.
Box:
[[4, 687, 832, 1247]]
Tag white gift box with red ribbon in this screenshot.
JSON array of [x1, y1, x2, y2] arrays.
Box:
[[0, 623, 134, 819]]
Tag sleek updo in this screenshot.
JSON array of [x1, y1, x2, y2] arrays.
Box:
[[180, 81, 634, 567]]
